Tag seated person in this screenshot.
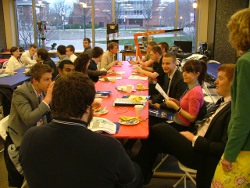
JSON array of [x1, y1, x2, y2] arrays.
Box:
[[57, 45, 70, 63], [66, 45, 77, 62], [74, 53, 90, 74], [20, 44, 37, 65], [129, 41, 157, 67], [98, 42, 122, 70], [88, 47, 113, 83], [19, 72, 143, 188], [158, 42, 169, 56], [161, 60, 207, 132], [136, 46, 165, 95], [36, 48, 57, 79], [5, 47, 23, 73], [149, 53, 187, 125], [150, 53, 187, 106], [4, 63, 53, 187], [55, 60, 75, 79], [135, 64, 235, 188]]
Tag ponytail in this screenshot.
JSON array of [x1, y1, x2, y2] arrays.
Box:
[[198, 60, 207, 85]]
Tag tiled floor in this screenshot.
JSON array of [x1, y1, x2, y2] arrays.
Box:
[[0, 139, 196, 188]]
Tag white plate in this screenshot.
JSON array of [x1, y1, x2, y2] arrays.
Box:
[[93, 108, 108, 115], [116, 86, 136, 92], [119, 119, 140, 125]]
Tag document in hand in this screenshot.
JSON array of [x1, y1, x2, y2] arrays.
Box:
[[155, 83, 169, 100], [88, 117, 119, 134]]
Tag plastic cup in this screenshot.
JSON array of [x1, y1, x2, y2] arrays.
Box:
[[134, 105, 143, 117], [126, 85, 134, 93]]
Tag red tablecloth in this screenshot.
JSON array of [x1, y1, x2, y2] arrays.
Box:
[[0, 59, 8, 64], [95, 61, 149, 139]]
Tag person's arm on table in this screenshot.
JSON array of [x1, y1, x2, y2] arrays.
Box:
[[137, 66, 159, 79]]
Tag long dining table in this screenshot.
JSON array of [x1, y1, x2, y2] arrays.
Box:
[[94, 61, 149, 139]]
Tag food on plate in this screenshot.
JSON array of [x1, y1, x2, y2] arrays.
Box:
[[136, 84, 148, 90]]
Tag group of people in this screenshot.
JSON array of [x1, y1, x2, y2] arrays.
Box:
[[2, 8, 250, 188]]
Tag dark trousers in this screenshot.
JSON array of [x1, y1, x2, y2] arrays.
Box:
[[135, 123, 218, 187], [117, 162, 143, 188], [4, 135, 24, 187]]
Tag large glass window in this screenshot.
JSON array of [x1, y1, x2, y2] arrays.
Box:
[[15, 0, 35, 49], [14, 0, 197, 53]]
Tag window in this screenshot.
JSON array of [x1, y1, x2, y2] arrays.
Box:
[[14, 0, 197, 53]]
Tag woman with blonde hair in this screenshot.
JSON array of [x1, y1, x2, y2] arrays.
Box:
[[212, 8, 250, 187]]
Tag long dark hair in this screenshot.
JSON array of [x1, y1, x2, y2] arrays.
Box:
[[182, 60, 207, 85], [74, 53, 90, 74]]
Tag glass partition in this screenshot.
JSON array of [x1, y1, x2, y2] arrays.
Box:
[[14, 0, 197, 53]]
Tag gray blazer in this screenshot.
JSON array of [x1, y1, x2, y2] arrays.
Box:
[[8, 82, 51, 147]]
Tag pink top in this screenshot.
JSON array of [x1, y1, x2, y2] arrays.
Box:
[[176, 85, 204, 126]]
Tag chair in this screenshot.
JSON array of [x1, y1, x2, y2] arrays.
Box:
[[153, 154, 169, 173], [153, 103, 207, 172], [173, 162, 197, 188], [0, 115, 9, 153]]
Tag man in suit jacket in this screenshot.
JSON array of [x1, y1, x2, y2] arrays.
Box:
[[149, 53, 187, 106], [4, 63, 54, 187], [148, 53, 187, 125], [136, 64, 235, 188]]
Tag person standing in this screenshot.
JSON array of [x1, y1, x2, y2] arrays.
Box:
[[83, 38, 92, 58], [212, 8, 250, 187]]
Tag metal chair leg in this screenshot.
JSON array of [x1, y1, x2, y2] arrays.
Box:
[[153, 154, 169, 172]]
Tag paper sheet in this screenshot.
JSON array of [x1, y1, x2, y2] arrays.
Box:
[[155, 83, 169, 100]]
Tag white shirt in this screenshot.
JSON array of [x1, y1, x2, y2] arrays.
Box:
[[5, 56, 23, 73], [192, 96, 231, 146], [20, 51, 37, 65], [69, 54, 77, 62]]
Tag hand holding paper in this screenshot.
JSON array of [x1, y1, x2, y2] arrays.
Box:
[[155, 83, 169, 100]]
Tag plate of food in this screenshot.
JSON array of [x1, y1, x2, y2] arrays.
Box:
[[119, 116, 140, 125], [93, 107, 108, 116], [136, 84, 148, 90], [116, 85, 136, 92]]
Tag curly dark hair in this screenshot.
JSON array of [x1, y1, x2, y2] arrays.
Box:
[[52, 72, 95, 118]]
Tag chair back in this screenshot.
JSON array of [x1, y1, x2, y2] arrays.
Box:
[[189, 102, 207, 133]]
